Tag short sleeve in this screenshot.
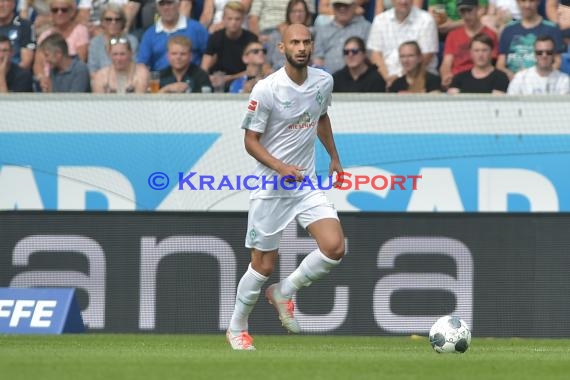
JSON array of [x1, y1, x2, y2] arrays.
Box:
[[321, 74, 333, 116], [241, 80, 272, 133]]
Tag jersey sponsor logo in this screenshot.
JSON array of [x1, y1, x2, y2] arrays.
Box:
[[287, 112, 316, 130], [248, 100, 258, 112]]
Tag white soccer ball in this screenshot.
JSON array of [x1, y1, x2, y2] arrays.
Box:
[[429, 315, 471, 353]]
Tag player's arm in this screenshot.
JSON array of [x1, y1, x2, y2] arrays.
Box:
[[244, 129, 304, 181], [317, 113, 342, 176]]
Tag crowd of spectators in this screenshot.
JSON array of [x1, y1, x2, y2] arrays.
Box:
[[0, 0, 569, 94]]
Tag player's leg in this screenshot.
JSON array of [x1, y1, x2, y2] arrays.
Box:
[[280, 217, 344, 298], [266, 193, 345, 333], [227, 248, 277, 350], [227, 197, 285, 350]]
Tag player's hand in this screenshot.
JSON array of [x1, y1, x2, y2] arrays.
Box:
[[329, 158, 343, 188], [277, 163, 305, 182]]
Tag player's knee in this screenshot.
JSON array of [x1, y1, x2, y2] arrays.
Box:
[[251, 261, 275, 277], [322, 239, 345, 261]]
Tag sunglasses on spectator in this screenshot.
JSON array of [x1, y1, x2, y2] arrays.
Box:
[[535, 50, 554, 56], [110, 37, 129, 46], [50, 7, 70, 13], [158, 0, 176, 6], [247, 48, 267, 55], [104, 17, 123, 23], [343, 48, 362, 56], [458, 6, 475, 13]]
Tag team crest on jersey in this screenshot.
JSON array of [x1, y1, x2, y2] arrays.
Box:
[[315, 91, 323, 106], [248, 100, 258, 112], [298, 112, 311, 124]]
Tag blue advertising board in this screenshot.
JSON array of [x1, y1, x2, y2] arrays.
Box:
[[0, 288, 85, 334]]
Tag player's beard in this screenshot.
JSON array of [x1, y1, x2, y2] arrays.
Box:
[[285, 51, 311, 69]]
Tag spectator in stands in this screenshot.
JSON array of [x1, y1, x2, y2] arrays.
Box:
[[200, 1, 257, 91], [389, 40, 442, 92], [137, 0, 208, 71], [367, 0, 439, 88], [559, 0, 570, 30], [428, 0, 489, 36], [77, 0, 129, 37], [0, 34, 33, 92], [497, 0, 564, 80], [483, 0, 521, 33], [549, 0, 570, 47], [559, 0, 570, 75], [125, 0, 157, 38], [229, 40, 267, 93], [248, 0, 315, 41], [158, 35, 212, 92], [439, 0, 498, 89], [557, 0, 570, 27], [88, 4, 138, 74], [92, 35, 149, 93], [375, 0, 424, 15], [332, 35, 386, 91], [447, 32, 509, 93], [313, 0, 371, 74], [507, 35, 570, 94], [266, 0, 311, 72], [125, 0, 192, 36], [0, 0, 35, 70], [37, 32, 91, 92], [18, 0, 52, 36], [315, 0, 369, 26], [37, 0, 90, 61], [34, 0, 90, 89], [200, 0, 252, 33]]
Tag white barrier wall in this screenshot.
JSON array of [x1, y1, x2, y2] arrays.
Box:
[[1, 94, 570, 212]]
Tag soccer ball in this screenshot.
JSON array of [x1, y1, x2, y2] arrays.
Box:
[[429, 315, 471, 353]]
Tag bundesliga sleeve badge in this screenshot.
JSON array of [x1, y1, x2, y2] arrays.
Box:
[[248, 100, 258, 112]]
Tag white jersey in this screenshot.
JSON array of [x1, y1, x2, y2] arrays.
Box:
[[507, 66, 570, 95], [241, 66, 333, 199]]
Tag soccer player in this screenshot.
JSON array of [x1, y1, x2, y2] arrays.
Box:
[[226, 23, 345, 351]]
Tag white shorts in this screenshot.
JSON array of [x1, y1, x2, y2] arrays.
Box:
[[245, 191, 339, 251]]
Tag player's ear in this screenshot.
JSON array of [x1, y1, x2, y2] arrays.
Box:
[[278, 41, 285, 55]]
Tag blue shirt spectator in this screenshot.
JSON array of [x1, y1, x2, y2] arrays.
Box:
[[137, 0, 208, 71]]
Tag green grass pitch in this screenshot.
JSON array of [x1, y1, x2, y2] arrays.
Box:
[[1, 334, 569, 380]]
